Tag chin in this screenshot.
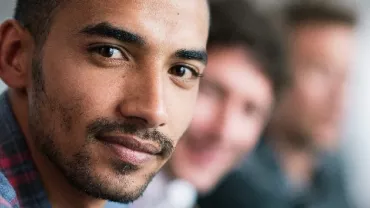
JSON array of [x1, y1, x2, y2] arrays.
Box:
[[181, 172, 217, 194], [194, 180, 216, 194], [170, 158, 220, 194]]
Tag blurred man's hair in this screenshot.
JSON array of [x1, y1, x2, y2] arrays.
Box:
[[208, 0, 289, 99], [14, 0, 63, 46], [284, 0, 357, 28]]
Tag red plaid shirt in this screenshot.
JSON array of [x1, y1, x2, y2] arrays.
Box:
[[0, 92, 51, 208]]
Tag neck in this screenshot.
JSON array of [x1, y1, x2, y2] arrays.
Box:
[[9, 90, 106, 208], [266, 123, 315, 188], [163, 164, 178, 181]]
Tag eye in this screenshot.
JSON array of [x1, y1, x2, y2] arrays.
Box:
[[168, 65, 202, 80], [244, 102, 258, 116], [90, 45, 126, 60]]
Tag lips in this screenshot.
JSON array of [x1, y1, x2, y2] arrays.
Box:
[[97, 134, 161, 165]]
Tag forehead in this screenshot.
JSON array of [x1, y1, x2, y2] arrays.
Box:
[[290, 23, 354, 62], [50, 0, 209, 49], [204, 46, 272, 102]]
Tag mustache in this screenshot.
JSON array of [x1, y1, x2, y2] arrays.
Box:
[[86, 118, 174, 157]]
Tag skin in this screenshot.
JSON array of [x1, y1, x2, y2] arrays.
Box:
[[169, 46, 274, 193], [0, 0, 209, 207], [268, 22, 355, 187], [272, 22, 355, 151]]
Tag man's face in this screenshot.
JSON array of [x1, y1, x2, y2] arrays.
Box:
[[169, 46, 273, 193], [26, 0, 209, 203], [278, 23, 354, 150]]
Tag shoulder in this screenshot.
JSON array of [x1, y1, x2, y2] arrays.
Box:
[[0, 171, 19, 208], [197, 167, 266, 208], [197, 146, 283, 208]]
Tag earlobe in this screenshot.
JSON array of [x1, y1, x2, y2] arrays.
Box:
[[0, 19, 33, 90]]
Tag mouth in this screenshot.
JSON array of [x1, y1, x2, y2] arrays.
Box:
[[96, 134, 161, 165]]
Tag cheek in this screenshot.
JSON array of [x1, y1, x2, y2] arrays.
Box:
[[188, 95, 219, 132], [42, 38, 123, 110], [297, 76, 330, 109], [37, 66, 125, 157], [233, 119, 262, 151], [194, 96, 216, 119], [43, 53, 126, 119], [224, 110, 264, 153]]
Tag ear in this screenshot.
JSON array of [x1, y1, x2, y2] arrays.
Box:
[[0, 20, 34, 90]]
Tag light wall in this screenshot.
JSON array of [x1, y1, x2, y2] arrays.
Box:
[[342, 2, 370, 207]]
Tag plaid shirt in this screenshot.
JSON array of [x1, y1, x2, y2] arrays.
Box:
[[0, 91, 131, 208], [0, 91, 51, 208]]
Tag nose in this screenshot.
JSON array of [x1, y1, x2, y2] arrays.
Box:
[[118, 72, 168, 128]]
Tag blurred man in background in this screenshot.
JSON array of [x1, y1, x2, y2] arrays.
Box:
[[0, 0, 209, 207], [198, 1, 357, 208], [127, 0, 288, 207]]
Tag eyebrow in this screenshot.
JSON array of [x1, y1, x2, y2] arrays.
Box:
[[80, 22, 207, 64], [80, 22, 146, 46], [175, 49, 208, 65]]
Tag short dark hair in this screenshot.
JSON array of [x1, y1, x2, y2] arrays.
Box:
[[14, 0, 64, 45], [208, 0, 289, 99], [284, 0, 357, 28]]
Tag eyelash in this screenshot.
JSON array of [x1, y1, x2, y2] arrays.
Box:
[[188, 67, 203, 78], [175, 64, 203, 78], [86, 44, 204, 79], [88, 44, 129, 60], [195, 71, 204, 78]]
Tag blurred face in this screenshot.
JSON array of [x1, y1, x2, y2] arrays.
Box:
[[277, 23, 354, 150], [169, 46, 273, 193], [25, 0, 209, 203]]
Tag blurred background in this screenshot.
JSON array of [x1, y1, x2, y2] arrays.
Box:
[[1, 0, 370, 207]]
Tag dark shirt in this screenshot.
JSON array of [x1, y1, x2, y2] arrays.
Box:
[[198, 140, 354, 208]]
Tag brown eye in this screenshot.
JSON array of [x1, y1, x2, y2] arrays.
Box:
[[91, 46, 125, 59], [244, 102, 259, 117], [168, 65, 200, 80]]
